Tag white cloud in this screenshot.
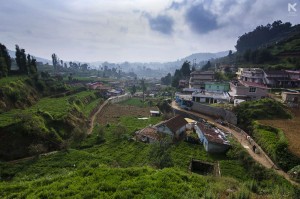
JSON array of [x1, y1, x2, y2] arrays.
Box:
[[0, 0, 298, 62]]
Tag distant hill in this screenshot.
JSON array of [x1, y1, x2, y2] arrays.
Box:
[[8, 50, 51, 64], [7, 48, 228, 78], [179, 51, 229, 63], [211, 21, 300, 71], [88, 51, 229, 78]]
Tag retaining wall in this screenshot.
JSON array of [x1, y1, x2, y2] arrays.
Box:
[[109, 94, 132, 104], [191, 102, 237, 125]]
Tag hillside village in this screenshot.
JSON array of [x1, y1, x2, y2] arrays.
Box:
[[1, 17, 300, 198]]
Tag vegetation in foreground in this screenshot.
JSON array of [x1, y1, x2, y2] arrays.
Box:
[[259, 108, 300, 158], [234, 98, 300, 174], [1, 110, 299, 198], [0, 88, 103, 161]]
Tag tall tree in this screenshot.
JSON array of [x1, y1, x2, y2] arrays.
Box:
[[201, 61, 211, 71], [0, 43, 11, 76], [130, 85, 137, 95], [20, 49, 27, 74], [161, 73, 172, 85], [27, 54, 31, 71], [0, 43, 11, 77], [52, 53, 59, 72], [141, 78, 146, 101], [15, 45, 21, 71], [0, 57, 8, 77], [180, 61, 191, 78], [29, 57, 37, 75], [15, 45, 27, 74]]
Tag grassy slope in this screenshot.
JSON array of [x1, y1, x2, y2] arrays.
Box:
[[269, 33, 300, 55], [0, 89, 103, 161], [0, 165, 247, 199], [0, 76, 27, 85], [259, 108, 300, 158], [0, 100, 299, 198], [0, 90, 99, 127], [234, 99, 300, 171], [119, 98, 148, 108]]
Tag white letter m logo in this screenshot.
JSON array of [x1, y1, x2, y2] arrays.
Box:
[[288, 3, 297, 12]]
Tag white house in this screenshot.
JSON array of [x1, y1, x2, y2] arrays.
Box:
[[194, 122, 230, 153], [155, 115, 188, 139]]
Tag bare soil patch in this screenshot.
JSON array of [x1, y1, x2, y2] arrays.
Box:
[[97, 103, 157, 125], [259, 108, 300, 157]]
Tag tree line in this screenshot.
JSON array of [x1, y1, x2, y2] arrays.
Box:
[[0, 43, 37, 78], [0, 43, 11, 77], [161, 61, 193, 88], [235, 20, 294, 52]]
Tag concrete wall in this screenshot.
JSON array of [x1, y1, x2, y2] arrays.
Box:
[[109, 94, 132, 104], [191, 102, 237, 125], [207, 142, 230, 153]]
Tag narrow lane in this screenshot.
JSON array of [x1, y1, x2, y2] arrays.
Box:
[[171, 101, 299, 186]]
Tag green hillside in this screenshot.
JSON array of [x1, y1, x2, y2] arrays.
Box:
[[212, 21, 300, 70], [0, 103, 299, 198], [0, 76, 103, 161]]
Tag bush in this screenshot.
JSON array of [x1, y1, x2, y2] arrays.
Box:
[[28, 143, 47, 156], [149, 141, 174, 169], [96, 125, 105, 144], [253, 123, 300, 171], [112, 124, 127, 140], [288, 165, 300, 182], [234, 98, 292, 132]]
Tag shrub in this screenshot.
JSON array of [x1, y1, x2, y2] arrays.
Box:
[[112, 124, 127, 140], [253, 123, 300, 171], [234, 98, 292, 132], [288, 165, 300, 182], [28, 143, 47, 156], [96, 125, 105, 144], [149, 141, 174, 169]]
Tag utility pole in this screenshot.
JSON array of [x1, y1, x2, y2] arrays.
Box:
[[141, 78, 146, 101]]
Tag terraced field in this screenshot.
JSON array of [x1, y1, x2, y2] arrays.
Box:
[[259, 108, 300, 157]]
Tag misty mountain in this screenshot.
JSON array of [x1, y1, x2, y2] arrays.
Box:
[[7, 49, 229, 78], [8, 50, 51, 64], [89, 51, 229, 78]]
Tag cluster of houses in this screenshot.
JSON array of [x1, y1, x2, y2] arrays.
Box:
[[87, 78, 170, 99], [135, 115, 231, 153], [86, 81, 125, 97], [175, 68, 300, 107]]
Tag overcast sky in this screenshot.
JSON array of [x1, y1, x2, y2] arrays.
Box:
[[0, 0, 299, 62]]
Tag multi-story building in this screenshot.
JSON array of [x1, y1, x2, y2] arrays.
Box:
[[236, 68, 264, 84], [189, 71, 215, 89], [236, 68, 300, 88], [229, 80, 268, 100]]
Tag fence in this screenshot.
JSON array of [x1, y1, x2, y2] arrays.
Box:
[[227, 123, 278, 169], [108, 93, 132, 104]]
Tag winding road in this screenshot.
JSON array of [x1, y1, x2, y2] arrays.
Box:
[[171, 101, 299, 186], [87, 99, 110, 134]]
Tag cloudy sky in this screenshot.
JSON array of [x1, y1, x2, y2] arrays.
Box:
[[0, 0, 299, 62]]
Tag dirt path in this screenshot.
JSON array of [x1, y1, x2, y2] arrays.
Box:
[[87, 94, 132, 134], [87, 99, 110, 134], [171, 101, 299, 186]]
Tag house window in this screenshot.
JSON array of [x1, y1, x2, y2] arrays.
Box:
[[249, 87, 256, 92]]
